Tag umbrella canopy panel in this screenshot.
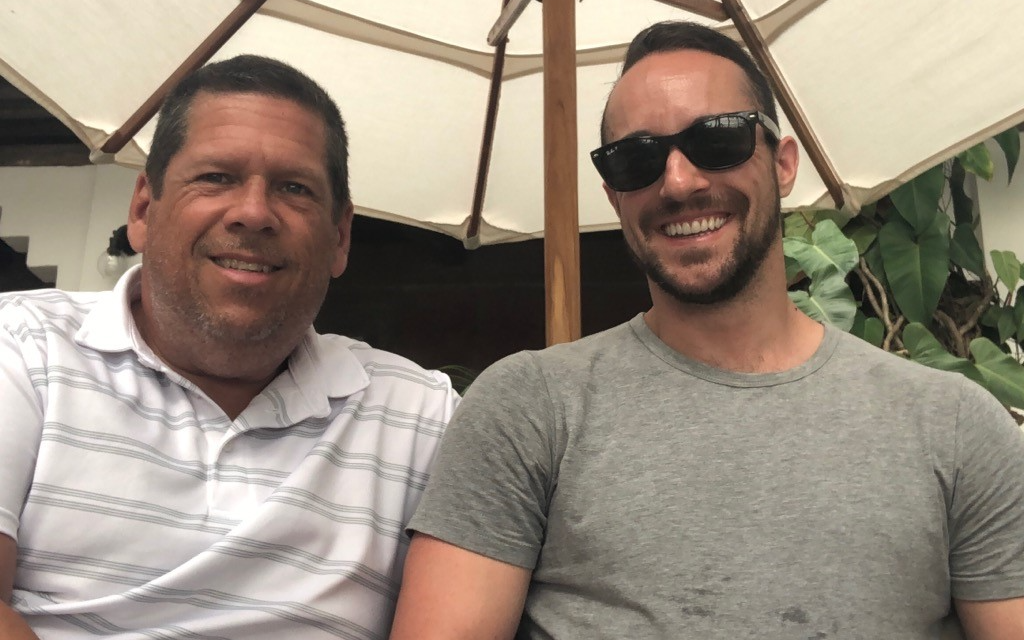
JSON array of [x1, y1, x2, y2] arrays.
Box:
[[1, 0, 1023, 244]]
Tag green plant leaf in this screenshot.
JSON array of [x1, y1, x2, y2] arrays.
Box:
[[784, 212, 813, 241], [878, 213, 951, 325], [889, 165, 945, 235], [948, 159, 975, 226], [994, 127, 1021, 183], [990, 250, 1021, 290], [783, 209, 848, 241], [996, 307, 1018, 344], [788, 269, 857, 330], [982, 306, 1002, 329], [1014, 287, 1024, 333], [863, 243, 889, 292], [784, 254, 803, 285], [844, 217, 878, 255], [970, 337, 1024, 408], [782, 219, 859, 281], [949, 224, 986, 276], [903, 322, 985, 385], [850, 312, 884, 348], [957, 142, 995, 181]]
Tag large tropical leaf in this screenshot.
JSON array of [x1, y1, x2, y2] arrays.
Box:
[[783, 209, 848, 242], [843, 217, 879, 255], [903, 322, 984, 385], [878, 213, 950, 325], [789, 269, 857, 330], [948, 159, 975, 226], [991, 250, 1021, 290], [782, 219, 859, 281], [1014, 288, 1024, 337], [996, 307, 1018, 344], [957, 142, 995, 181], [994, 127, 1021, 183], [970, 337, 1024, 408], [889, 165, 945, 235], [863, 242, 889, 292], [949, 224, 986, 276], [850, 311, 884, 348]]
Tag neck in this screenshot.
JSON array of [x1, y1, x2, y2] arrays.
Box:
[[131, 299, 295, 420], [645, 260, 824, 373]]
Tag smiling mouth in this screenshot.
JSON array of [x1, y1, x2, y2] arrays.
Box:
[[212, 257, 280, 274], [663, 215, 727, 238]]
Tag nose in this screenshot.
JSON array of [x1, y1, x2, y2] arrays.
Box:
[[659, 147, 712, 201], [222, 178, 281, 233]]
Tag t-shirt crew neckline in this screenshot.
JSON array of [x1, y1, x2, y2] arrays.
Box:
[[628, 312, 840, 388]]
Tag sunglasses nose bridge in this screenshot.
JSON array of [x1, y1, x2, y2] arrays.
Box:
[[660, 144, 713, 197]]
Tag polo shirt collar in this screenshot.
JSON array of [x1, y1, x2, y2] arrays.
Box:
[[75, 265, 370, 415]]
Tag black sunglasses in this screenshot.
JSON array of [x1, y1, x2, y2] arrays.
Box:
[[590, 111, 780, 192]]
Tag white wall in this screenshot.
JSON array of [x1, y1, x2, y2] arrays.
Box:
[[0, 164, 138, 291]]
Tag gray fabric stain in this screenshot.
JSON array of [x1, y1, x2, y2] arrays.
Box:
[[781, 607, 810, 624], [681, 605, 714, 618]]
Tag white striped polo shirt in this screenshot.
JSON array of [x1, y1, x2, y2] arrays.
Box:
[[0, 266, 459, 639]]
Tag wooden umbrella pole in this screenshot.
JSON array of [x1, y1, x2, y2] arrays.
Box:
[[543, 0, 581, 346]]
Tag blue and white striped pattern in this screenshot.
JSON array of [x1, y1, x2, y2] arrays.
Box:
[[0, 267, 458, 639]]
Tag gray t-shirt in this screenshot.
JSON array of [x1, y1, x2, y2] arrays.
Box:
[[409, 315, 1024, 639]]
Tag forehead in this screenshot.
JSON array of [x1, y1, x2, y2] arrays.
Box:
[[605, 50, 754, 139], [179, 91, 328, 166]]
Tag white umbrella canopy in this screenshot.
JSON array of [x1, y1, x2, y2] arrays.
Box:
[[3, 0, 1024, 346], [3, 0, 1023, 244]]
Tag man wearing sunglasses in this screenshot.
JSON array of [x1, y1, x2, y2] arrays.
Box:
[[390, 21, 1024, 640]]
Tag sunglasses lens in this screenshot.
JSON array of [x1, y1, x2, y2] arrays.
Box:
[[595, 138, 667, 192], [592, 112, 766, 191], [687, 114, 755, 170]]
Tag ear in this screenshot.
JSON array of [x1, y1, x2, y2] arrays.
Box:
[[603, 182, 623, 220], [331, 201, 356, 278], [774, 135, 800, 198], [127, 173, 154, 253]]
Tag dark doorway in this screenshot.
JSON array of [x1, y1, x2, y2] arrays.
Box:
[[315, 216, 650, 375]]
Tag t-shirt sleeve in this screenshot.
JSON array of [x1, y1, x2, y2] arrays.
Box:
[[0, 303, 45, 541], [948, 377, 1024, 600], [407, 351, 557, 570]]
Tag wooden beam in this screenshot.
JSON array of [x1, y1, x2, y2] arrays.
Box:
[[722, 0, 844, 208], [100, 0, 267, 154], [652, 0, 728, 21], [543, 0, 581, 345]]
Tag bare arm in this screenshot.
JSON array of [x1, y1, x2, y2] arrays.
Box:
[[956, 597, 1024, 640], [0, 534, 39, 640], [390, 534, 531, 640]]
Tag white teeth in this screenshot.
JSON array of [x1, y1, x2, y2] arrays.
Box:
[[664, 216, 726, 237], [215, 258, 274, 273]]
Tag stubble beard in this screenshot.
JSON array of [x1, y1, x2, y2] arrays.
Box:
[[625, 185, 782, 306]]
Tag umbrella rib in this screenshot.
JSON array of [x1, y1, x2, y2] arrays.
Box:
[[654, 0, 729, 21], [722, 0, 845, 209], [100, 0, 267, 155], [488, 0, 532, 46], [467, 10, 510, 249]]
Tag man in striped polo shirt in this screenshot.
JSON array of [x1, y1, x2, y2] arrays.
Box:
[[0, 55, 458, 639]]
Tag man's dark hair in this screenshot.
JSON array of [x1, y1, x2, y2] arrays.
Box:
[[601, 21, 779, 149], [145, 54, 350, 221]]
